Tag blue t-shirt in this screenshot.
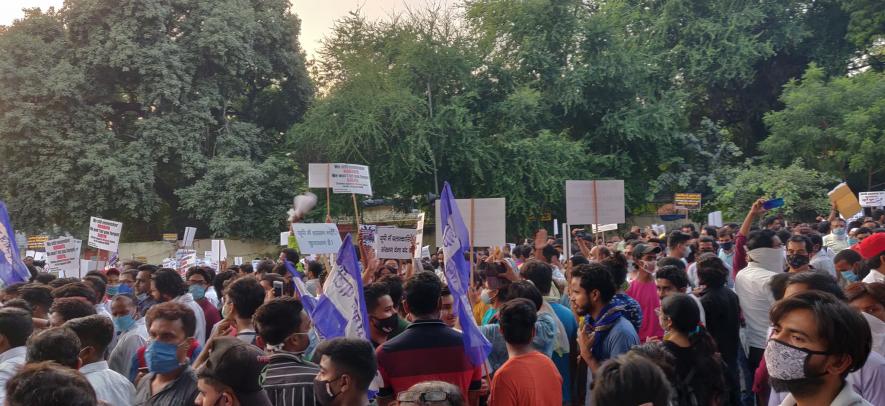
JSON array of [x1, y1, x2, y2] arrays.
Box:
[[549, 301, 578, 402], [585, 315, 639, 405]]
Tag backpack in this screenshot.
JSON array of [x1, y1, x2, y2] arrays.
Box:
[[671, 367, 700, 406]]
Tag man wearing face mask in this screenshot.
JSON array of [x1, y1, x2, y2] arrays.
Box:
[[313, 338, 376, 406], [627, 244, 665, 342], [152, 268, 206, 346], [135, 265, 159, 317], [785, 235, 815, 274], [109, 294, 149, 379], [363, 283, 407, 348], [186, 267, 221, 340], [254, 297, 319, 406], [65, 315, 136, 405], [766, 290, 872, 406], [735, 198, 785, 376], [824, 217, 850, 254], [834, 249, 864, 285], [666, 231, 692, 265], [134, 302, 200, 406]]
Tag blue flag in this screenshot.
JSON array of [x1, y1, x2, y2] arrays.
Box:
[[439, 182, 492, 366], [0, 201, 30, 286], [285, 260, 318, 315]]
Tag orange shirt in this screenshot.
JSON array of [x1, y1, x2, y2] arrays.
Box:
[[488, 351, 562, 406]]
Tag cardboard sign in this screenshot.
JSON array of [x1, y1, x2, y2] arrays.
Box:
[[291, 223, 343, 254], [26, 235, 48, 251], [434, 198, 506, 248], [358, 225, 377, 248], [565, 180, 626, 225], [87, 217, 123, 252], [708, 211, 724, 227], [414, 213, 426, 258], [859, 191, 885, 208], [829, 183, 862, 218], [44, 237, 81, 277], [309, 163, 373, 195], [162, 233, 178, 242], [375, 227, 415, 260], [674, 193, 702, 209], [182, 227, 197, 247]]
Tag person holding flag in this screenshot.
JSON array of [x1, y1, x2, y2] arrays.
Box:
[[0, 201, 31, 287]]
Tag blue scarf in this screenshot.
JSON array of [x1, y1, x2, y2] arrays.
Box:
[[585, 302, 626, 359]]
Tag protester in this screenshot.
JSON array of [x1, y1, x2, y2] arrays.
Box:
[[785, 235, 814, 273], [835, 248, 865, 285], [600, 254, 643, 332], [696, 255, 741, 406], [84, 275, 112, 318], [627, 243, 665, 342], [439, 285, 458, 328], [108, 294, 149, 379], [364, 282, 406, 347], [487, 298, 562, 405], [133, 301, 200, 406], [376, 271, 482, 404], [824, 216, 850, 253], [858, 234, 885, 283], [846, 282, 885, 322], [217, 276, 264, 344], [135, 265, 159, 317], [19, 283, 53, 320], [808, 233, 836, 278], [152, 268, 207, 345], [481, 280, 558, 371], [0, 307, 33, 404], [591, 352, 672, 406], [653, 264, 706, 324], [26, 326, 81, 369], [314, 338, 376, 406], [396, 381, 466, 406], [65, 315, 136, 405], [194, 336, 272, 406], [253, 297, 318, 406], [5, 361, 98, 406], [48, 296, 97, 327], [185, 267, 221, 339]]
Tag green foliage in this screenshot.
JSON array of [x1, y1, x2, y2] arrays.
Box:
[[0, 0, 313, 240], [712, 160, 838, 222], [762, 64, 885, 190]]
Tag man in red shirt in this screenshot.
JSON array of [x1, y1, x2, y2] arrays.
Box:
[[488, 298, 562, 406]]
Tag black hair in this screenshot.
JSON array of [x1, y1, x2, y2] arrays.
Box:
[[225, 277, 266, 319], [762, 216, 781, 228], [519, 261, 553, 296], [185, 267, 213, 284], [0, 307, 33, 347], [257, 260, 275, 274], [592, 353, 672, 406], [807, 233, 823, 252], [49, 298, 97, 323], [281, 248, 300, 264], [602, 252, 629, 287], [667, 231, 691, 250], [770, 291, 871, 376], [307, 261, 323, 278], [702, 226, 718, 238], [746, 229, 779, 250], [83, 276, 106, 303], [696, 256, 729, 288], [571, 263, 616, 303], [315, 338, 377, 391], [660, 294, 723, 387], [502, 280, 543, 311], [834, 248, 863, 265], [2, 299, 32, 314], [379, 275, 404, 310], [238, 263, 254, 274], [570, 255, 590, 267], [628, 341, 677, 378], [152, 268, 187, 298], [6, 361, 97, 406], [2, 282, 24, 296], [541, 244, 558, 262], [146, 301, 197, 337], [770, 273, 792, 301], [84, 271, 108, 283], [136, 264, 159, 274], [654, 266, 689, 290], [26, 327, 81, 369], [363, 283, 391, 312], [403, 272, 442, 316], [498, 298, 537, 345], [787, 235, 813, 253], [19, 283, 54, 312], [656, 256, 686, 272], [786, 271, 846, 300], [253, 297, 305, 345], [64, 315, 114, 352], [34, 273, 57, 285], [213, 270, 237, 297]]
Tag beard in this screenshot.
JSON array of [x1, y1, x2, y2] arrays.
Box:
[[769, 376, 825, 397], [573, 302, 592, 317]]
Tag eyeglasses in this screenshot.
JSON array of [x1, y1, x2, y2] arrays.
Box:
[[396, 390, 451, 403]]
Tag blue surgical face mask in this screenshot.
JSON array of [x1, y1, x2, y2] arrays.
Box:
[[118, 283, 133, 295], [145, 340, 182, 374], [106, 284, 120, 296], [188, 284, 206, 301], [114, 314, 136, 332], [848, 238, 859, 246], [842, 270, 859, 283], [833, 227, 846, 236]]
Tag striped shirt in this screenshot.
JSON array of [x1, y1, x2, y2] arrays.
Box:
[[262, 351, 320, 406]]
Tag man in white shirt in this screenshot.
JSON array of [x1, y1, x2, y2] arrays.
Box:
[[152, 268, 206, 345], [808, 234, 836, 278], [0, 308, 32, 405], [65, 315, 135, 405], [108, 294, 149, 379]]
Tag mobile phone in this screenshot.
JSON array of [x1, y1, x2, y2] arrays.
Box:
[[762, 198, 785, 210], [272, 281, 283, 297]]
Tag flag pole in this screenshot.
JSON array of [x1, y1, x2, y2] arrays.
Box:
[[351, 193, 361, 229], [469, 198, 476, 283], [326, 163, 332, 221]]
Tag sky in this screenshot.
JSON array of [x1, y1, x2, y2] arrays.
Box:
[[0, 0, 440, 58]]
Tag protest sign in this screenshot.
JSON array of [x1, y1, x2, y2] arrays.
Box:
[[309, 163, 373, 195], [708, 211, 724, 227], [565, 180, 626, 225], [553, 219, 559, 235], [44, 238, 81, 277], [859, 191, 885, 208], [178, 251, 197, 274], [234, 256, 243, 266], [375, 227, 415, 260], [26, 235, 48, 251], [674, 193, 702, 209], [251, 260, 260, 270], [434, 198, 506, 248], [591, 224, 618, 233], [162, 258, 178, 269], [78, 260, 106, 276], [87, 217, 123, 252], [182, 227, 197, 247], [421, 245, 431, 259], [358, 225, 377, 248], [279, 231, 290, 246], [33, 252, 46, 261], [414, 213, 425, 258], [292, 223, 343, 254], [210, 240, 227, 264], [308, 163, 331, 188], [829, 183, 862, 219], [25, 250, 35, 258]]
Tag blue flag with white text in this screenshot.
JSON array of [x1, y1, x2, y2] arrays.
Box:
[[0, 202, 30, 286], [439, 182, 492, 366]]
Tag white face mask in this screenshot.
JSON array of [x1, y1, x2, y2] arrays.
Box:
[[748, 247, 786, 272]]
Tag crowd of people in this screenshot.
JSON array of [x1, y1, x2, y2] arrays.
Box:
[[2, 200, 884, 406]]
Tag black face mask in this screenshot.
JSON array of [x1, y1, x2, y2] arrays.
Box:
[[313, 377, 341, 406], [720, 242, 734, 251], [372, 313, 399, 334], [787, 254, 810, 268]]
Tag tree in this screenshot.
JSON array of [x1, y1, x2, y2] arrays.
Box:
[[761, 64, 885, 191], [0, 0, 313, 240], [711, 160, 837, 222]]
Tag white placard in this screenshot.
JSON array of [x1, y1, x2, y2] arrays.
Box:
[[358, 225, 377, 248], [553, 219, 559, 235], [25, 250, 35, 259], [251, 260, 260, 270], [234, 256, 243, 266], [331, 163, 372, 195], [211, 240, 227, 263], [280, 231, 290, 246], [414, 213, 426, 258], [859, 191, 885, 207], [591, 224, 618, 233], [652, 224, 667, 236], [565, 180, 625, 226], [78, 260, 106, 277], [44, 237, 81, 277], [434, 198, 506, 248], [33, 252, 46, 261], [182, 227, 197, 247], [308, 163, 331, 188], [708, 211, 723, 227], [420, 245, 431, 259], [162, 258, 178, 269], [87, 216, 123, 252], [291, 223, 343, 254], [375, 227, 416, 260]]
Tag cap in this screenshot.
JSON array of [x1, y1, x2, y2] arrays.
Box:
[[855, 233, 885, 260], [197, 337, 272, 406], [632, 243, 662, 260]]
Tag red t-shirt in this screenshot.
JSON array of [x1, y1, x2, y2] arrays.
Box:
[[488, 351, 562, 406]]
